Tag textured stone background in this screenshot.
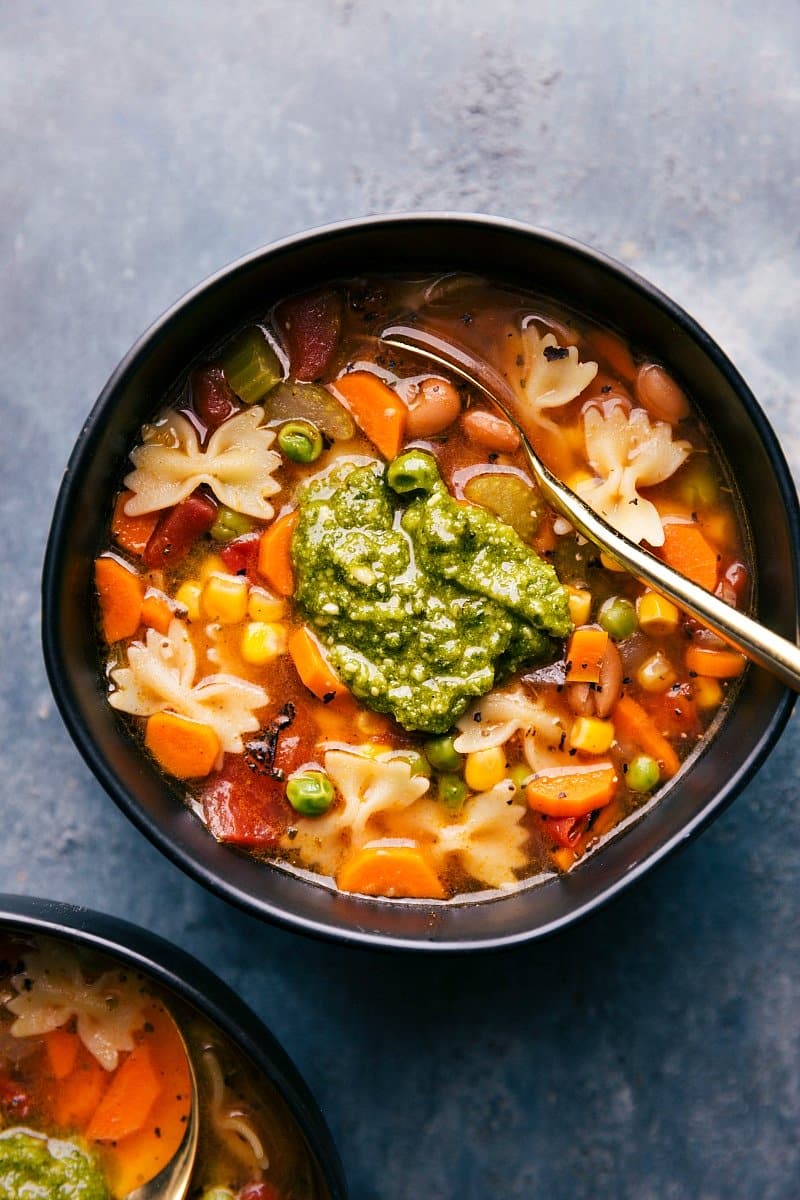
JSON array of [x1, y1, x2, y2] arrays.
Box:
[[1, 3, 798, 1197]]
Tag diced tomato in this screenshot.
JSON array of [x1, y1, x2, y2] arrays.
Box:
[[220, 531, 262, 581], [142, 491, 217, 569], [641, 684, 700, 739], [541, 814, 590, 849], [191, 366, 238, 431], [238, 1183, 283, 1200], [275, 288, 342, 381], [202, 756, 287, 848], [200, 712, 313, 848], [0, 1073, 31, 1119]]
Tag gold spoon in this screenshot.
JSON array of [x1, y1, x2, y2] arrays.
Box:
[[125, 1016, 199, 1200], [382, 324, 800, 693]]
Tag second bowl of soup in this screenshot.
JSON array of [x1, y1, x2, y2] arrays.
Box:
[[42, 215, 799, 949]]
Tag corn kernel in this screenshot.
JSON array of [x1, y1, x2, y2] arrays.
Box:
[[692, 675, 724, 708], [567, 585, 592, 626], [636, 651, 677, 693], [240, 621, 287, 664], [464, 747, 507, 792], [174, 581, 202, 622], [568, 716, 615, 755], [248, 587, 286, 623], [636, 591, 680, 636], [198, 553, 226, 581], [202, 573, 248, 623]]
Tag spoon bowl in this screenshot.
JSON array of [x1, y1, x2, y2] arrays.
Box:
[[382, 323, 800, 693], [125, 1017, 199, 1200]]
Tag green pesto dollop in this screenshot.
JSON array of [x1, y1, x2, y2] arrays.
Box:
[[292, 457, 571, 733], [0, 1130, 109, 1200]]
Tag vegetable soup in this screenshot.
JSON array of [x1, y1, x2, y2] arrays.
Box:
[[94, 274, 750, 900], [0, 933, 323, 1199]]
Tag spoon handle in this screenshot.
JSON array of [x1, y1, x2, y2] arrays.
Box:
[[382, 328, 800, 693]]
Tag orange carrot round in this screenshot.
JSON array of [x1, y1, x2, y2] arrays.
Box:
[[95, 555, 144, 643], [288, 627, 347, 702], [337, 845, 445, 899], [685, 646, 746, 679], [258, 509, 298, 596], [525, 763, 618, 817], [566, 627, 609, 684], [612, 694, 680, 777], [111, 491, 159, 556], [144, 711, 220, 778], [660, 523, 719, 591], [332, 371, 407, 459]]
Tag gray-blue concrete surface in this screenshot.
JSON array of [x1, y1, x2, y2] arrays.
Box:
[[2, 3, 798, 1197]]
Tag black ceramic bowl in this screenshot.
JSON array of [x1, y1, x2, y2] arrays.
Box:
[[42, 214, 800, 951], [0, 893, 346, 1197]]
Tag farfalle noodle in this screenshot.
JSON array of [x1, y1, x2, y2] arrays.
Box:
[[123, 406, 282, 521], [8, 944, 147, 1070], [576, 399, 691, 546], [520, 324, 598, 430], [109, 618, 268, 761]]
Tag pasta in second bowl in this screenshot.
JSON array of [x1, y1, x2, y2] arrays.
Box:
[[42, 216, 800, 949]]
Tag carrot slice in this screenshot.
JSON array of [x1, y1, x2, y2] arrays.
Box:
[[140, 592, 173, 634], [338, 845, 445, 899], [525, 763, 618, 817], [612, 694, 680, 778], [685, 646, 746, 679], [258, 510, 298, 597], [660, 523, 719, 591], [52, 1045, 108, 1128], [111, 492, 160, 557], [86, 1041, 161, 1143], [332, 371, 407, 460], [44, 1028, 80, 1080], [565, 628, 609, 684], [94, 555, 144, 643], [288, 627, 348, 702], [98, 1003, 192, 1198], [145, 711, 220, 779]]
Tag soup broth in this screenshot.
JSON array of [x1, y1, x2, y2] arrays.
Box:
[[95, 274, 750, 901], [0, 932, 324, 1199]]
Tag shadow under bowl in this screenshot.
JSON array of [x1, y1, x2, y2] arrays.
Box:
[[42, 214, 800, 951]]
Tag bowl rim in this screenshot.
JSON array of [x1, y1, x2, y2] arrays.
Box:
[[0, 892, 348, 1197], [41, 211, 800, 952]]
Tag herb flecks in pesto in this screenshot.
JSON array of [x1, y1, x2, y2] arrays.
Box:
[[292, 458, 570, 733], [0, 1131, 109, 1200]]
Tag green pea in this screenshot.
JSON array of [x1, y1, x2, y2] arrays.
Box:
[[278, 419, 324, 464], [396, 751, 432, 777], [438, 772, 468, 811], [424, 735, 463, 772], [386, 450, 440, 494], [626, 754, 661, 794], [286, 770, 335, 815], [598, 596, 638, 640], [509, 762, 532, 792], [201, 1190, 235, 1200], [210, 507, 253, 543]]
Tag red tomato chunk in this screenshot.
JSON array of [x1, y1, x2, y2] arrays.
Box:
[[142, 491, 217, 569]]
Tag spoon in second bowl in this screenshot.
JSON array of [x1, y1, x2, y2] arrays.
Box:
[[124, 1011, 199, 1200], [381, 323, 800, 693]]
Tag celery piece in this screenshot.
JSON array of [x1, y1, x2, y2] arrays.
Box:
[[264, 381, 355, 441], [463, 472, 543, 540], [221, 328, 282, 405]]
